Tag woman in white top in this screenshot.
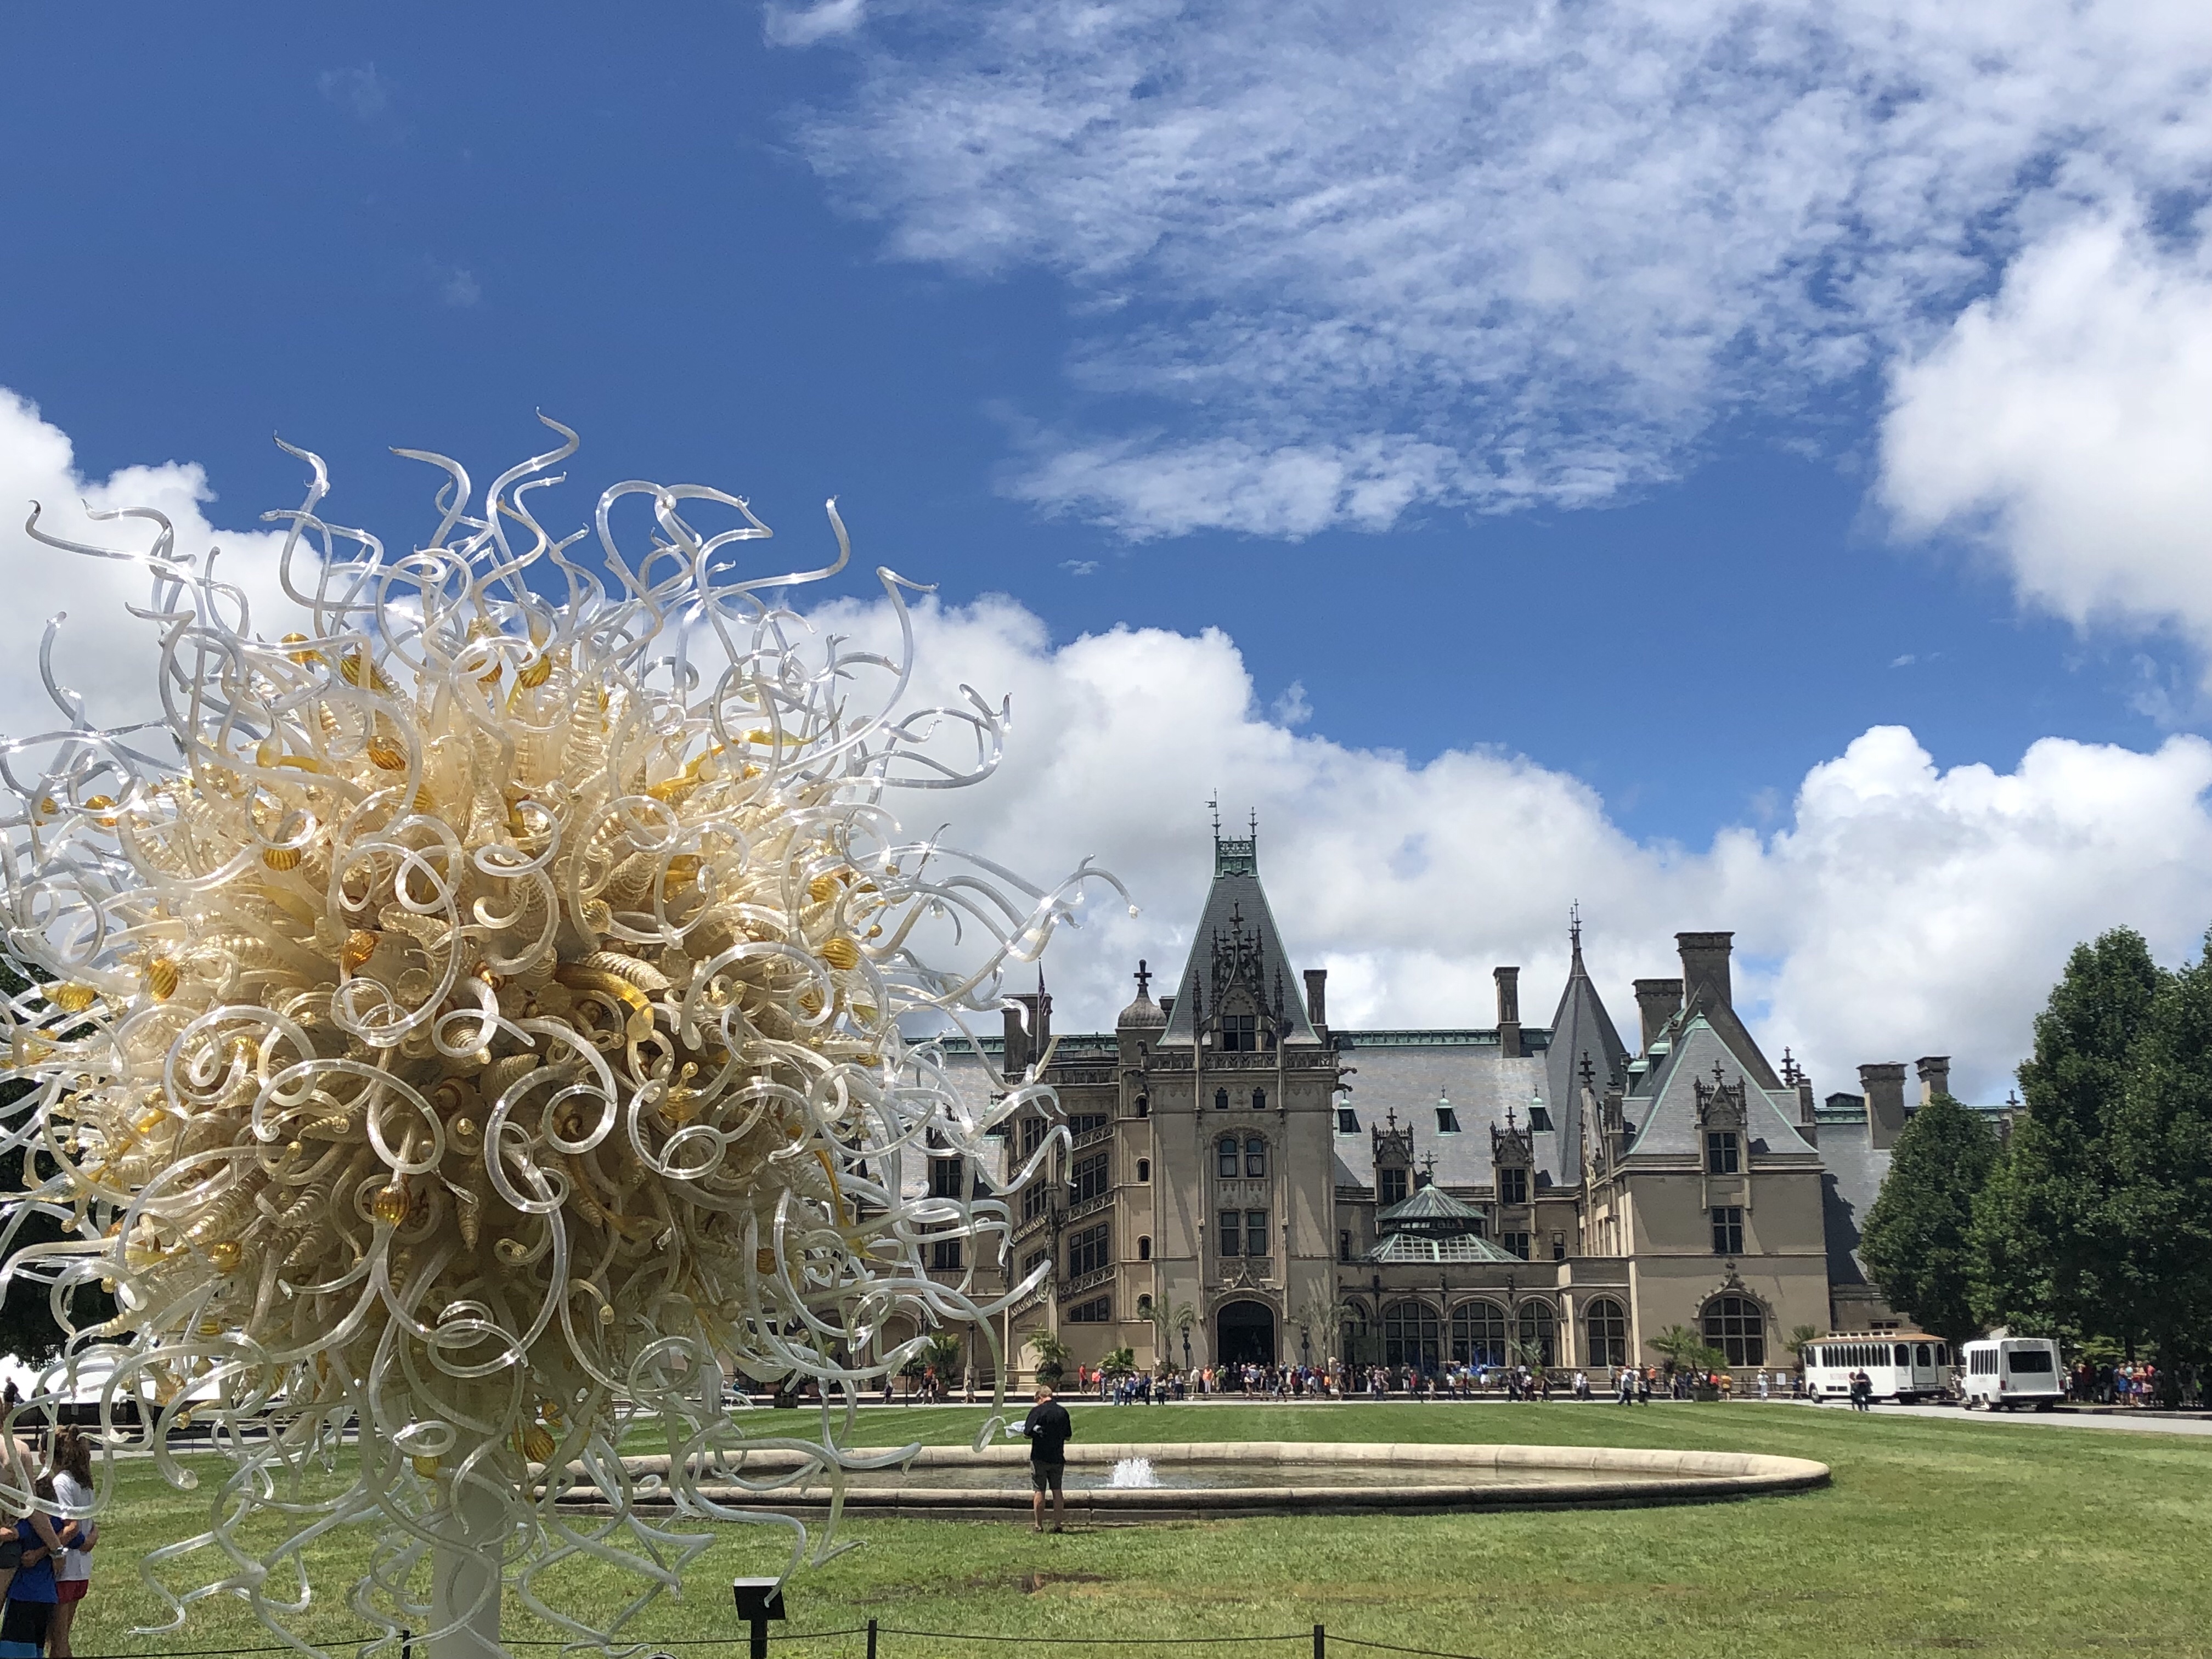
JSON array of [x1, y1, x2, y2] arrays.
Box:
[[48, 1428, 95, 1659]]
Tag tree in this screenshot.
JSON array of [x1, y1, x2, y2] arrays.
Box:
[[1860, 1094, 2000, 1348], [1973, 928, 2165, 1341], [1149, 1296, 1195, 1369], [1785, 1325, 1821, 1372], [1028, 1330, 1071, 1388], [1101, 1346, 1136, 1380], [2103, 941, 2212, 1398], [1646, 1324, 1702, 1376]]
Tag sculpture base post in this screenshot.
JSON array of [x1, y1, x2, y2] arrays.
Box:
[[429, 1476, 506, 1659]]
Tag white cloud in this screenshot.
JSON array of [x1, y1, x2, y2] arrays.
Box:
[[1880, 210, 2212, 656], [789, 1, 2212, 539], [0, 390, 294, 749], [7, 392, 2208, 1108], [809, 591, 2212, 1105], [439, 266, 483, 308], [765, 0, 867, 48]]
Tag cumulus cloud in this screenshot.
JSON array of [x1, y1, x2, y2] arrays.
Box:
[[7, 392, 2207, 1107], [0, 390, 294, 749], [317, 64, 390, 121], [1880, 210, 2212, 657], [786, 1, 2212, 539], [809, 591, 2212, 1104]]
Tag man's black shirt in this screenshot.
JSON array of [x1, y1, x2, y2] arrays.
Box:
[[1020, 1398, 1073, 1463]]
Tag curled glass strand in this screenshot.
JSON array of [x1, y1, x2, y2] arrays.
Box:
[[0, 420, 1126, 1657]]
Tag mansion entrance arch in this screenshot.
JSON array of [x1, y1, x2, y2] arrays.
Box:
[[1216, 1300, 1276, 1367]]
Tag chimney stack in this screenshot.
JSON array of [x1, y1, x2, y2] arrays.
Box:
[[1634, 979, 1683, 1053], [1303, 968, 1329, 1033], [1494, 966, 1522, 1058], [1676, 931, 1735, 1014], [1860, 1062, 1909, 1149], [1916, 1056, 1951, 1105]]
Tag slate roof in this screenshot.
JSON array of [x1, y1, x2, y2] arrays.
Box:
[[1813, 1111, 1894, 1287], [1330, 1042, 1561, 1189], [1376, 1183, 1487, 1232], [1621, 1014, 1817, 1161], [1158, 838, 1322, 1049], [1543, 928, 1629, 1177]]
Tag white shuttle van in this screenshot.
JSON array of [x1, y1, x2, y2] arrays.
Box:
[[1961, 1336, 2064, 1409]]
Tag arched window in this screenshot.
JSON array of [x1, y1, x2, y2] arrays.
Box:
[[1138, 1235, 1153, 1261], [1517, 1300, 1557, 1367], [1215, 1088, 1230, 1110], [1136, 1094, 1150, 1118], [1450, 1301, 1508, 1367], [1217, 1136, 1239, 1178], [1583, 1298, 1629, 1368], [1701, 1295, 1766, 1365], [1245, 1136, 1267, 1177], [1383, 1300, 1441, 1369], [1136, 1158, 1151, 1183], [1251, 1087, 1267, 1111]]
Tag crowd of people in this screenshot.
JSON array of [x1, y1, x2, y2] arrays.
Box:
[[0, 1420, 98, 1659]]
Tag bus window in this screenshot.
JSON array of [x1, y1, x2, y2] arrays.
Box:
[[2006, 1349, 2055, 1373], [1936, 1343, 1949, 1367], [1915, 1343, 1932, 1366]]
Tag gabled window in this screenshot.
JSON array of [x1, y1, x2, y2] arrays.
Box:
[[1706, 1131, 1740, 1175], [929, 1156, 964, 1198], [1217, 1136, 1239, 1178], [1222, 1014, 1257, 1052], [1499, 1166, 1528, 1206], [1379, 1167, 1408, 1205]]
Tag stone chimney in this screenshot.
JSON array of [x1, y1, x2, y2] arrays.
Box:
[[1634, 979, 1683, 1053], [1304, 968, 1329, 1033], [1860, 1062, 1909, 1150], [1005, 986, 1052, 1074], [1916, 1056, 1951, 1104], [1677, 931, 1735, 1014], [1494, 966, 1522, 1058]]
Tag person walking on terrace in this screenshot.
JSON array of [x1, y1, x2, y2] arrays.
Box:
[[1018, 1384, 1074, 1534]]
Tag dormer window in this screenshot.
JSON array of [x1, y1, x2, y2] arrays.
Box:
[[1222, 1014, 1257, 1052], [1336, 1107, 1361, 1134], [1379, 1167, 1408, 1205], [1706, 1131, 1740, 1174], [1436, 1105, 1461, 1133], [1499, 1167, 1528, 1206]]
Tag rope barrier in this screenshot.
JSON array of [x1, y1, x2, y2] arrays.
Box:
[[876, 1632, 1304, 1646], [1328, 1637, 1487, 1658]]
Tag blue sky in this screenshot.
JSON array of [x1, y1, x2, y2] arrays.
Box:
[[3, 3, 2209, 1094]]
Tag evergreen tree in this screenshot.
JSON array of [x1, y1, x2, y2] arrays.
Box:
[[1972, 928, 2164, 1340], [1860, 1094, 1999, 1349], [2104, 941, 2212, 1394]]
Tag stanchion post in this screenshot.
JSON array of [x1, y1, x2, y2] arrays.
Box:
[[866, 1616, 878, 1658], [1313, 1623, 1325, 1658], [731, 1578, 787, 1659]]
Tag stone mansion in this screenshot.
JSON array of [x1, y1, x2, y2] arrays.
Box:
[[907, 828, 1937, 1380]]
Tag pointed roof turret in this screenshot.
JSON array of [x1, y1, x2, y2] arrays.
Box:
[[1545, 907, 1629, 1177], [1158, 810, 1321, 1048]]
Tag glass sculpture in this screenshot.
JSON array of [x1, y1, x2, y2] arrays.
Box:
[[0, 421, 1121, 1655]]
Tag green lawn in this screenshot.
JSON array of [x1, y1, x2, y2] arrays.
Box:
[[67, 1403, 2212, 1658]]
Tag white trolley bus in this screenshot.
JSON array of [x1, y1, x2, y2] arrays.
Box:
[[1960, 1336, 2065, 1410], [1804, 1333, 1952, 1403]]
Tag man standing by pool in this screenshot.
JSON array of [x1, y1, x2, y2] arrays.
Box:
[[1018, 1383, 1074, 1533]]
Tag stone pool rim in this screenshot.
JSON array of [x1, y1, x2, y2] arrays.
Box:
[[565, 1441, 1831, 1521]]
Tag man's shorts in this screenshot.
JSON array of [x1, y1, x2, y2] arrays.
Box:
[[1030, 1460, 1065, 1495]]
